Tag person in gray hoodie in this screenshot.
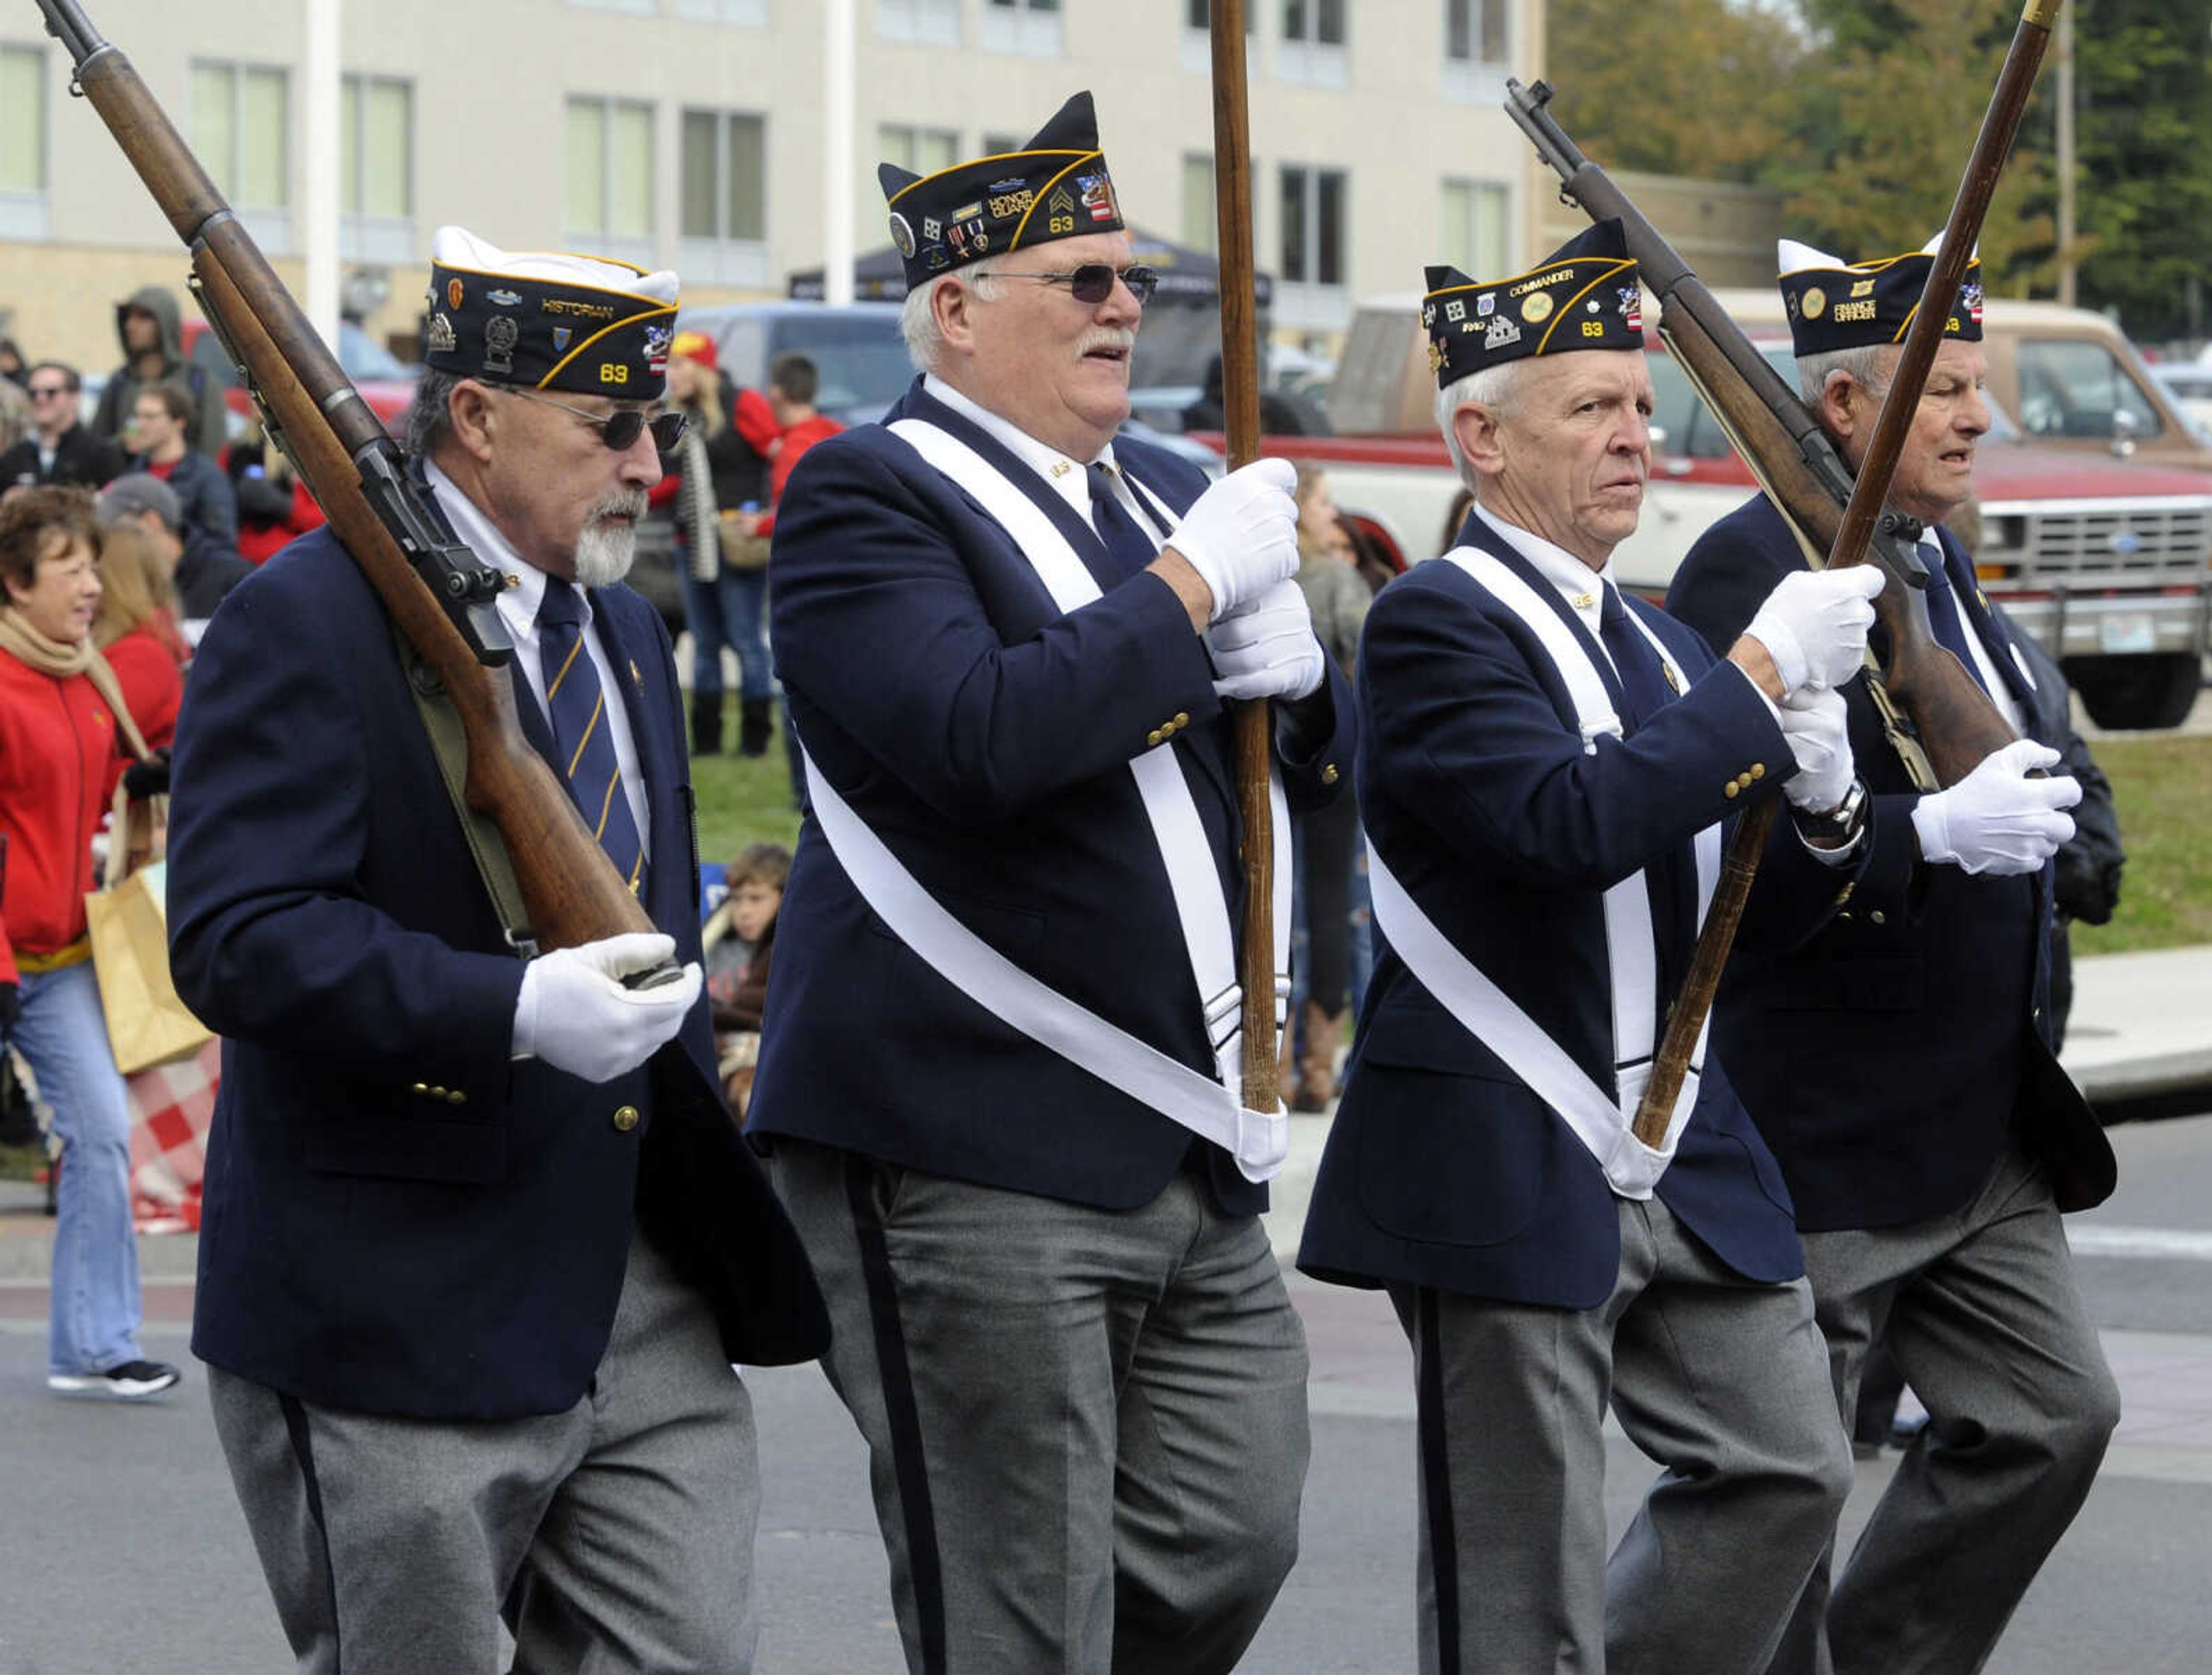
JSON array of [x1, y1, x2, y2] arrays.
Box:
[[90, 285, 226, 462]]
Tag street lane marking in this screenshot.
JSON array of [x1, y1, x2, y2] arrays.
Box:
[[2069, 1225, 2212, 1261]]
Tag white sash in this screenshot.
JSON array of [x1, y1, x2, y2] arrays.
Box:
[[791, 416, 1293, 1180], [1365, 547, 1719, 1199]]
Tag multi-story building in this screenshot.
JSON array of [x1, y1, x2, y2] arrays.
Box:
[[1, 1, 1548, 376]]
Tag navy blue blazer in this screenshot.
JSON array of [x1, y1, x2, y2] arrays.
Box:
[[751, 379, 1352, 1217], [1298, 515, 1857, 1309], [1668, 494, 2116, 1228], [169, 525, 827, 1421]]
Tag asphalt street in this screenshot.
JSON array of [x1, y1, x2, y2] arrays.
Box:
[[5, 1111, 2212, 1672]]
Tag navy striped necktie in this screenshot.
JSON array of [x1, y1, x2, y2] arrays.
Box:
[[537, 576, 646, 896], [1919, 539, 1990, 697], [1088, 463, 1160, 579]]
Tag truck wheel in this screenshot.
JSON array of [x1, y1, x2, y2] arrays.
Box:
[[2065, 652, 2202, 730]]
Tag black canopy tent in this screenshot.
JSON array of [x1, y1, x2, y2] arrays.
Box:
[[787, 226, 1273, 393]]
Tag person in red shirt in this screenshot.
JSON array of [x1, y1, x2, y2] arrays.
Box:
[[748, 353, 842, 541], [0, 485, 179, 1401], [91, 518, 187, 749]]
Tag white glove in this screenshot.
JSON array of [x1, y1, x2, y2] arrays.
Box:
[[1745, 566, 1885, 696], [1911, 739, 2081, 876], [512, 932, 703, 1083], [1206, 579, 1326, 702], [1165, 457, 1300, 622], [1779, 686, 1854, 812]]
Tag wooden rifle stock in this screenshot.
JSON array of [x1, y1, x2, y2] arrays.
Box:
[[1508, 1, 2063, 1142], [43, 0, 662, 962], [1209, 0, 1282, 1111]]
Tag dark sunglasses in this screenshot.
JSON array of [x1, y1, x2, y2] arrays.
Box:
[[501, 385, 688, 452], [26, 383, 71, 399], [984, 263, 1160, 307]]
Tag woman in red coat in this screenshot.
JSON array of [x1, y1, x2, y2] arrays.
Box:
[[0, 485, 178, 1400], [91, 517, 187, 748]]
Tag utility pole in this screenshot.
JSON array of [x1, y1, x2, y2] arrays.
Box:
[[2056, 2, 2076, 306], [304, 0, 341, 349], [824, 0, 855, 306]]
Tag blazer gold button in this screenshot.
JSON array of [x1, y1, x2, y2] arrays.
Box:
[[446, 1090, 467, 1106], [1724, 782, 1741, 799], [1146, 728, 1165, 747], [411, 1082, 429, 1095], [1321, 763, 1340, 785], [1870, 910, 1887, 926], [612, 1105, 641, 1133], [1173, 712, 1190, 727], [1750, 763, 1766, 781]]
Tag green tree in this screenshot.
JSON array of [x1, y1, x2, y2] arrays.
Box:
[[1544, 0, 1811, 186]]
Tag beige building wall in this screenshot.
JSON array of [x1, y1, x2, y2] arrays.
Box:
[[1, 0, 1551, 375]]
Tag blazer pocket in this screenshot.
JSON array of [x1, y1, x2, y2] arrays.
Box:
[[304, 1112, 507, 1185], [1350, 1067, 1548, 1249], [1756, 952, 1925, 1014]]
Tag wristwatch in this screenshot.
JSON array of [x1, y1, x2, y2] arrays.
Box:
[[1797, 778, 1868, 840]]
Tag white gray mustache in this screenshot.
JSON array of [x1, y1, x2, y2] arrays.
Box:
[[1076, 327, 1136, 361]]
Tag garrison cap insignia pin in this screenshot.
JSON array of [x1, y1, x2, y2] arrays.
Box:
[[487, 289, 522, 308], [1801, 286, 1827, 320], [448, 277, 465, 310], [889, 213, 916, 259], [484, 315, 519, 378], [551, 326, 573, 351], [1522, 292, 1554, 324], [427, 312, 457, 354]]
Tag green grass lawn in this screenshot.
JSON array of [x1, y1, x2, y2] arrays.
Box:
[[679, 710, 2212, 958], [2073, 733, 2212, 956]]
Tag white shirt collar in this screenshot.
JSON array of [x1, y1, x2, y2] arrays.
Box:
[[922, 373, 1121, 521], [1471, 502, 1616, 632]]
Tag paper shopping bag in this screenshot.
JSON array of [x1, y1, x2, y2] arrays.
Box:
[[85, 860, 214, 1075]]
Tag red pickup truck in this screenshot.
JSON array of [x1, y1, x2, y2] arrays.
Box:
[[1218, 293, 2212, 731]]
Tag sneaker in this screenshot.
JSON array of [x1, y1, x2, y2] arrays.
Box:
[[48, 1359, 183, 1401]]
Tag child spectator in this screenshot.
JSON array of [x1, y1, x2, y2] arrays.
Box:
[[702, 841, 789, 1116]]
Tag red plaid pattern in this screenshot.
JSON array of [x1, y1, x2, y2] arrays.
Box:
[[127, 1038, 221, 1233]]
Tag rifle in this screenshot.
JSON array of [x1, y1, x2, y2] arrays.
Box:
[[39, 0, 669, 968], [1507, 0, 2063, 1142]]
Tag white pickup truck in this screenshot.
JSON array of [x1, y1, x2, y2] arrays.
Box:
[[1219, 293, 2212, 730]]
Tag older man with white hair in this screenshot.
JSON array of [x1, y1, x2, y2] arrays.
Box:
[[1299, 220, 1888, 1675], [1669, 236, 2118, 1675], [166, 225, 827, 1674], [755, 92, 1351, 1674]]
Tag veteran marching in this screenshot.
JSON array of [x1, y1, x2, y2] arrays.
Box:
[[22, 0, 2135, 1660]]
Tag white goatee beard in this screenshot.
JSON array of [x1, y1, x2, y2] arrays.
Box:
[[571, 491, 647, 587]]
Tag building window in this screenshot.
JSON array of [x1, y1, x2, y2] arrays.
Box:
[[1278, 0, 1347, 87], [1278, 163, 1346, 329], [1181, 153, 1216, 255], [680, 109, 768, 286], [1182, 0, 1257, 75], [1439, 178, 1510, 278], [565, 96, 656, 268], [879, 0, 960, 47], [1442, 0, 1510, 103], [877, 123, 959, 177], [0, 44, 47, 239], [340, 75, 412, 264], [982, 0, 1062, 55], [191, 61, 291, 249], [675, 0, 767, 21]]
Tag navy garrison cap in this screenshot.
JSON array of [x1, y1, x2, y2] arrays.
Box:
[[1422, 219, 1645, 387], [1778, 236, 1984, 357], [878, 92, 1124, 290], [423, 226, 679, 399]]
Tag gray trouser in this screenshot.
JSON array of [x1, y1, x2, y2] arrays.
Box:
[[1766, 1145, 2120, 1675], [1391, 1195, 1853, 1675], [773, 1139, 1311, 1675], [210, 1230, 762, 1675]]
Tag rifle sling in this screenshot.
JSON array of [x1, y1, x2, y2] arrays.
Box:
[[388, 617, 539, 959]]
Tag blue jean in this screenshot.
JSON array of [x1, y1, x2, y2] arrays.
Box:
[[677, 553, 774, 702], [8, 959, 143, 1375]]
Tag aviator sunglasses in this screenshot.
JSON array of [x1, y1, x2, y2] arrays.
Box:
[[501, 385, 688, 452], [980, 262, 1161, 307]]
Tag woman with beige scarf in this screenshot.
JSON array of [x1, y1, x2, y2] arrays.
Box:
[[0, 485, 178, 1400]]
